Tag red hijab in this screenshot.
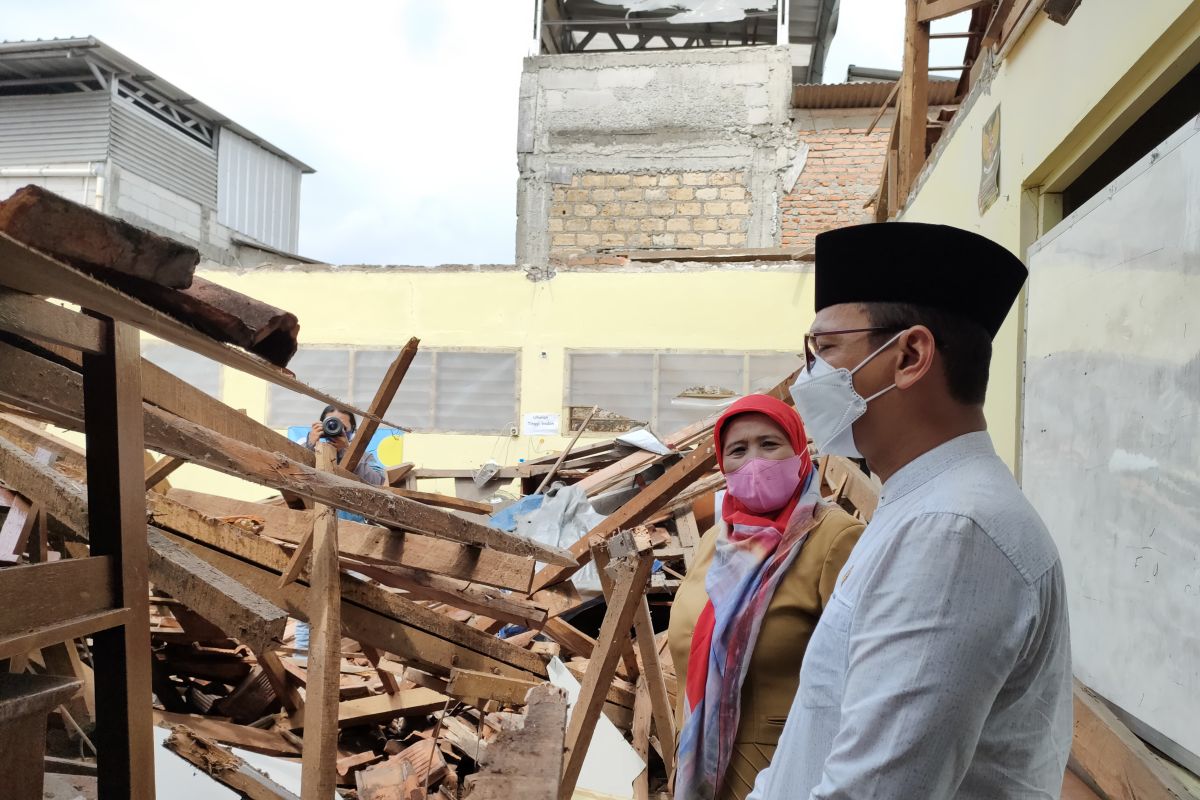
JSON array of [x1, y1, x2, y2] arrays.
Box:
[[714, 394, 813, 533]]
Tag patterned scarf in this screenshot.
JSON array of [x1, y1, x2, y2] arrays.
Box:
[[674, 395, 819, 800]]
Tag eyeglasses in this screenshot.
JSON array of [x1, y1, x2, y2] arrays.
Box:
[[803, 326, 904, 371]]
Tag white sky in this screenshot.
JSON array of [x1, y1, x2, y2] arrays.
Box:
[[3, 0, 968, 266]]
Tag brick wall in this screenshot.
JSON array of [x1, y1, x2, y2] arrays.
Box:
[[549, 170, 751, 257], [781, 111, 892, 250]]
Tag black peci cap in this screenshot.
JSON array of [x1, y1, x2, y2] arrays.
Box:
[[813, 222, 1028, 339]]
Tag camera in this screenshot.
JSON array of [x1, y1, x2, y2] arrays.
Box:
[[322, 416, 347, 439]]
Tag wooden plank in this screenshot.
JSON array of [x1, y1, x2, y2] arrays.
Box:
[[560, 534, 655, 800], [821, 455, 880, 521], [0, 493, 36, 562], [1070, 680, 1191, 800], [542, 618, 597, 660], [82, 318, 155, 800], [149, 494, 548, 677], [0, 288, 105, 354], [446, 668, 543, 706], [0, 434, 289, 655], [0, 414, 87, 481], [290, 687, 449, 730], [343, 338, 420, 473], [99, 274, 300, 367], [153, 710, 299, 757], [0, 231, 394, 425], [386, 463, 415, 487], [360, 643, 401, 694], [899, 0, 932, 203], [980, 0, 1018, 48], [165, 489, 534, 592], [535, 405, 597, 495], [463, 684, 568, 800], [916, 0, 994, 22], [255, 648, 304, 715], [1061, 769, 1103, 800], [154, 528, 546, 679], [0, 340, 570, 566], [0, 608, 129, 663], [0, 184, 197, 288], [163, 725, 301, 800], [632, 679, 651, 800], [40, 640, 94, 730], [139, 403, 573, 565], [0, 557, 116, 639], [347, 562, 548, 629], [673, 509, 702, 570], [632, 597, 675, 774], [390, 487, 492, 515], [301, 442, 339, 800], [865, 77, 902, 137], [144, 455, 184, 491], [530, 440, 717, 593], [146, 528, 287, 654]]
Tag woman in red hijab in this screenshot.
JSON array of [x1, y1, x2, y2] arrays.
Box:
[[668, 395, 864, 800]]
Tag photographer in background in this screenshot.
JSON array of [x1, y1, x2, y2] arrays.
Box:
[[305, 405, 386, 487], [295, 404, 387, 662]]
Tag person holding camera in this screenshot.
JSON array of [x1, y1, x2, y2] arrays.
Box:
[[305, 405, 386, 487], [294, 404, 387, 662]]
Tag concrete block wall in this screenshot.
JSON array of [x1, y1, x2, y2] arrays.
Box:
[[781, 108, 894, 249], [549, 170, 751, 255], [518, 46, 802, 265], [106, 163, 244, 264]]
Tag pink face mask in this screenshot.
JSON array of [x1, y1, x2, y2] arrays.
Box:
[[724, 454, 805, 514]]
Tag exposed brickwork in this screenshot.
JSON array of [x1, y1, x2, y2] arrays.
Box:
[[781, 122, 891, 250], [549, 170, 751, 257]]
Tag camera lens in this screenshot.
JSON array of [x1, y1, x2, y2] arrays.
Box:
[[322, 417, 345, 438]]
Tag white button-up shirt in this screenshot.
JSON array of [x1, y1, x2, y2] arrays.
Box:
[[749, 432, 1072, 800]]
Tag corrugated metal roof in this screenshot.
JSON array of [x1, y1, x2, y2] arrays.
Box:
[[791, 79, 960, 109], [0, 37, 314, 173]]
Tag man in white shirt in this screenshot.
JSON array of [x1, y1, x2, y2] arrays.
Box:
[[751, 222, 1072, 800]]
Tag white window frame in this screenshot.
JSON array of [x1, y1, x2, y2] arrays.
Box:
[[267, 346, 521, 435], [563, 349, 801, 435]]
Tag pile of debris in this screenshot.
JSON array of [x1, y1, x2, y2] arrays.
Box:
[[0, 185, 877, 799]]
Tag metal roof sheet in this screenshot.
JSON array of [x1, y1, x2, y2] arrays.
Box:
[[0, 37, 314, 173], [791, 78, 960, 109]]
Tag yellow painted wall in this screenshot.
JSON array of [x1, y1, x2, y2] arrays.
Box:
[[166, 265, 816, 497], [901, 0, 1200, 471]]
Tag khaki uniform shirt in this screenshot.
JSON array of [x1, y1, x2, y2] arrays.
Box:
[[668, 503, 865, 800]]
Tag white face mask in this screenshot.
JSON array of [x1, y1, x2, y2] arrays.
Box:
[[789, 331, 903, 458]]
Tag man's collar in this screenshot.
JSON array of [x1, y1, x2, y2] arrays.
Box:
[[877, 431, 996, 507]]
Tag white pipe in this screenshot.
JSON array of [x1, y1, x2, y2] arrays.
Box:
[[0, 164, 103, 178]]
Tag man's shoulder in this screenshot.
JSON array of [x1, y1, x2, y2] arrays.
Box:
[[900, 454, 1060, 585]]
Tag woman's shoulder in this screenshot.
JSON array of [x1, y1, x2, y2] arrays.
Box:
[[807, 502, 866, 551]]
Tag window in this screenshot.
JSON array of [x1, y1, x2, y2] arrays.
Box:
[[267, 347, 519, 434], [566, 351, 801, 434], [141, 341, 222, 399]]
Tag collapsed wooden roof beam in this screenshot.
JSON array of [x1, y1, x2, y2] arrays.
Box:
[[0, 339, 574, 566], [0, 232, 396, 426], [148, 494, 548, 678], [161, 489, 535, 593], [0, 434, 287, 654]]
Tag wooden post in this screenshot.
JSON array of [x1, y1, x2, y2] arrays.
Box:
[[300, 442, 341, 800], [632, 599, 675, 775], [535, 405, 598, 495], [342, 337, 420, 474], [631, 678, 651, 800], [560, 532, 654, 800], [82, 317, 154, 800], [897, 0, 930, 205]]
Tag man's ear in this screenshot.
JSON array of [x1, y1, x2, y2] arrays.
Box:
[[894, 326, 936, 390]]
